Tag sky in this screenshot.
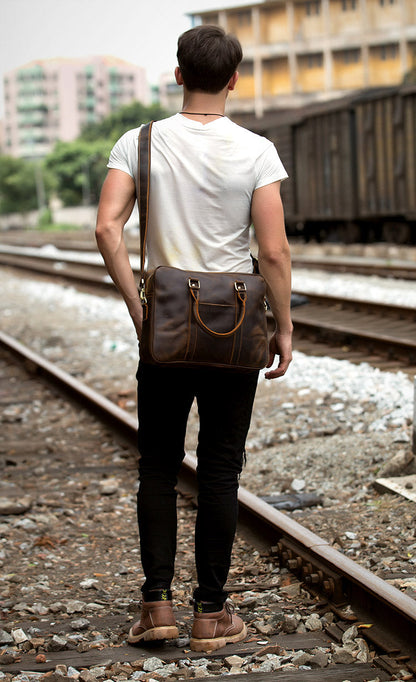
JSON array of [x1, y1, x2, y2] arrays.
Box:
[[0, 0, 252, 116]]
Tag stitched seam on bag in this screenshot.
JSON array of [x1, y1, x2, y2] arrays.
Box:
[[236, 316, 244, 365], [149, 276, 160, 362], [229, 296, 238, 364], [189, 289, 199, 361], [185, 292, 193, 360], [194, 300, 245, 338]]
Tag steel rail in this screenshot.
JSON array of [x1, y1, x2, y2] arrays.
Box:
[[0, 250, 112, 289], [0, 244, 106, 267], [1, 329, 416, 664], [291, 309, 416, 352], [292, 289, 416, 320], [291, 254, 416, 280], [2, 248, 415, 319], [3, 240, 416, 288]]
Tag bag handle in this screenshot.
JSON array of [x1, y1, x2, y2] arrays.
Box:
[[188, 278, 247, 337], [137, 121, 153, 308]]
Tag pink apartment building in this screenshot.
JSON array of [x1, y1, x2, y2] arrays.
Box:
[[3, 55, 149, 159]]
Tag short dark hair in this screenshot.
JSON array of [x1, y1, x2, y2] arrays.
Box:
[[177, 25, 243, 93]]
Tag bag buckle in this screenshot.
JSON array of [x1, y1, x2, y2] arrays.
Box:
[[139, 278, 147, 305], [188, 278, 200, 290], [235, 281, 247, 302]]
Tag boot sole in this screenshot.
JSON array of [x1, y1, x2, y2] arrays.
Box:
[[189, 622, 247, 652], [128, 625, 179, 644]]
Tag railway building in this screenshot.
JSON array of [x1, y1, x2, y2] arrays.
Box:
[[189, 0, 416, 118]]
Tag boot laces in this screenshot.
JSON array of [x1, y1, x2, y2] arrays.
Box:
[[224, 599, 235, 615], [191, 598, 235, 614]]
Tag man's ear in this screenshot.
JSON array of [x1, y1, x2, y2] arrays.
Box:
[[227, 71, 239, 91], [175, 67, 184, 85]]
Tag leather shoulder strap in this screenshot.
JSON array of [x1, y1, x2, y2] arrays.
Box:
[[137, 121, 153, 280]]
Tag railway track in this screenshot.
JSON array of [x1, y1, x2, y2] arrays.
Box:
[[1, 244, 416, 371], [2, 233, 416, 276], [1, 329, 416, 680], [3, 239, 416, 275], [290, 290, 416, 369], [290, 255, 416, 281]]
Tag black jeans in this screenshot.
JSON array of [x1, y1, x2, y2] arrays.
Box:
[[136, 361, 258, 603]]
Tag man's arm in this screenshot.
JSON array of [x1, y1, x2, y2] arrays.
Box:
[[251, 181, 293, 379], [95, 168, 143, 338]]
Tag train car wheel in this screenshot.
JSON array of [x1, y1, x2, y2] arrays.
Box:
[[382, 222, 411, 244]]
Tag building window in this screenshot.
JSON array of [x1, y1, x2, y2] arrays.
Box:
[[236, 10, 251, 25], [202, 13, 218, 25], [305, 1, 320, 16], [306, 53, 323, 68], [341, 0, 357, 10], [379, 44, 398, 60], [238, 61, 254, 76], [336, 48, 360, 63], [229, 9, 251, 26], [379, 0, 396, 5]]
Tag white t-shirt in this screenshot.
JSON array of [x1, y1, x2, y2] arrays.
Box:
[[108, 113, 288, 273]]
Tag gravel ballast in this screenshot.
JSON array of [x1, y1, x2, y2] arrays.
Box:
[[1, 266, 416, 679]]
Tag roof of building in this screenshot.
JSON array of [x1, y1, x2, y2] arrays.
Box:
[[8, 55, 142, 74]]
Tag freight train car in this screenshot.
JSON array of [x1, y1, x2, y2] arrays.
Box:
[[239, 85, 416, 243], [354, 85, 416, 242]]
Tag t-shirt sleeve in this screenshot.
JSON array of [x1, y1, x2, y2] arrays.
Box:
[[107, 128, 141, 179], [254, 142, 288, 190]]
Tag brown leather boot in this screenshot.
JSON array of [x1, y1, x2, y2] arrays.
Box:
[[128, 596, 179, 644], [190, 600, 247, 652]]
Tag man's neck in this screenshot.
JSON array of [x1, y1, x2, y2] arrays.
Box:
[[180, 92, 226, 124]]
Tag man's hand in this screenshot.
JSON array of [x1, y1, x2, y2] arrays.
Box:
[[264, 330, 293, 380]]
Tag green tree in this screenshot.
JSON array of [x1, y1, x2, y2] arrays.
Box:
[[0, 155, 53, 214], [80, 101, 168, 143], [44, 138, 112, 206]]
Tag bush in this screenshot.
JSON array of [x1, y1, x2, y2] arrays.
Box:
[[37, 207, 53, 227]]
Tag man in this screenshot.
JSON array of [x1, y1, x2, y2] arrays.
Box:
[[96, 25, 292, 653]]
